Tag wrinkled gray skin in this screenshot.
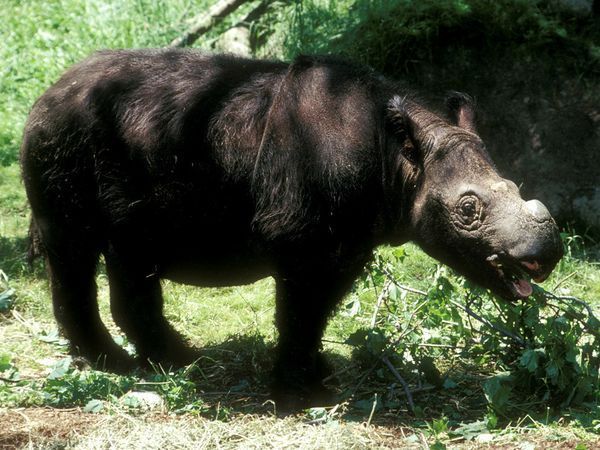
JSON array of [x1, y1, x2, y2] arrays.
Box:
[[393, 95, 563, 299]]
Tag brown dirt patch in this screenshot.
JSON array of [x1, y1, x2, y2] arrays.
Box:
[[0, 407, 99, 449]]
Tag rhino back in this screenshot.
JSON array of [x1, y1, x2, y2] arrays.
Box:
[[21, 50, 288, 260]]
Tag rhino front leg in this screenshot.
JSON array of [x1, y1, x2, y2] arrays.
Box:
[[272, 262, 364, 410]]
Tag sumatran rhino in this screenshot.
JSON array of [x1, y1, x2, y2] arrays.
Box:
[[21, 50, 563, 408]]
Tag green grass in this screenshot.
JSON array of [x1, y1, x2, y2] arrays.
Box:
[[0, 0, 259, 166], [2, 1, 600, 448]]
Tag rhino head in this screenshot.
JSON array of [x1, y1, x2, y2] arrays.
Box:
[[387, 93, 563, 300]]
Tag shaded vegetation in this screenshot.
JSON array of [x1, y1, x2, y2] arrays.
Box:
[[277, 0, 599, 76]]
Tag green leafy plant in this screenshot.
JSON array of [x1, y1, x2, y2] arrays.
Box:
[[346, 239, 599, 418], [0, 270, 15, 313], [42, 357, 136, 406], [141, 363, 206, 413]]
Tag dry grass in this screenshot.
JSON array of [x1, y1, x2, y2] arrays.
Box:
[[2, 407, 598, 449], [0, 407, 409, 450]]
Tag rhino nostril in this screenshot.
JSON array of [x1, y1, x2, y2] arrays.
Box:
[[520, 259, 552, 283], [521, 260, 540, 272]]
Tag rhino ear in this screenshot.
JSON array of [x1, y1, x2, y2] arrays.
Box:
[[387, 96, 420, 165], [446, 91, 477, 133]]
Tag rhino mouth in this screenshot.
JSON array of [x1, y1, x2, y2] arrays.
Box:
[[486, 254, 549, 299]]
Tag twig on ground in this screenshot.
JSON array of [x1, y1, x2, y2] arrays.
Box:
[[351, 361, 379, 398], [398, 384, 436, 396], [199, 391, 266, 397], [542, 289, 596, 318], [11, 310, 39, 336], [377, 265, 427, 296], [381, 355, 415, 412], [540, 288, 600, 339], [396, 303, 428, 340], [418, 431, 430, 449], [549, 305, 600, 339], [371, 280, 391, 328], [369, 272, 380, 301], [448, 298, 526, 346], [393, 283, 427, 296], [0, 377, 20, 383], [417, 343, 463, 349]]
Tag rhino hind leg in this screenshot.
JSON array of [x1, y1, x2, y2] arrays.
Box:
[[104, 246, 199, 369], [43, 231, 134, 372]]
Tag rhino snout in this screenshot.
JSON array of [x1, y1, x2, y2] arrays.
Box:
[[505, 201, 563, 283]]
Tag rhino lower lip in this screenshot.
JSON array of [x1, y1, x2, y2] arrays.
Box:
[[486, 254, 534, 299]]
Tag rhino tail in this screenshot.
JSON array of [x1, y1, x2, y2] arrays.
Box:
[[27, 218, 44, 268]]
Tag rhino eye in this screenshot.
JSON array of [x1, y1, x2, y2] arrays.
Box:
[[456, 195, 482, 227], [461, 200, 476, 217], [400, 136, 418, 164]]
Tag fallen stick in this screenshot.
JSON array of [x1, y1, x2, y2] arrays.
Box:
[[382, 355, 415, 412], [0, 377, 20, 383], [170, 0, 252, 48], [542, 289, 597, 320]]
